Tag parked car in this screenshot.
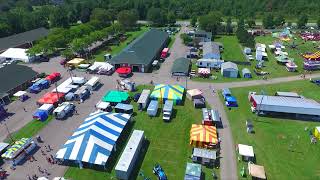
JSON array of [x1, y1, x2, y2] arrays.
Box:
[[153, 164, 167, 180], [311, 78, 320, 85]]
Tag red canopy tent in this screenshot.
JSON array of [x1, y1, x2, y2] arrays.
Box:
[[116, 67, 131, 77], [37, 92, 65, 106]]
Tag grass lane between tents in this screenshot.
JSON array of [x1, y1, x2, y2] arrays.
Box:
[[219, 80, 320, 180], [65, 85, 220, 180], [93, 27, 149, 62], [5, 115, 53, 144]]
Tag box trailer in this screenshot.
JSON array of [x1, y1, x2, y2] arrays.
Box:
[[115, 130, 145, 180], [53, 102, 75, 119]]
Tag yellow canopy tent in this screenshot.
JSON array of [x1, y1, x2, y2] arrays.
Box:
[[67, 58, 85, 67], [190, 124, 218, 148]]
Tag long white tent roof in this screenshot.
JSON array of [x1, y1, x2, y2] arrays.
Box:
[[56, 111, 130, 166], [0, 48, 30, 62]]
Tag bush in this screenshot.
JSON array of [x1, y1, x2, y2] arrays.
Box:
[[180, 33, 192, 45]]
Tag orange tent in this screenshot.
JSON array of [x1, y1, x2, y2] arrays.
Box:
[[37, 92, 65, 106], [190, 124, 218, 148]]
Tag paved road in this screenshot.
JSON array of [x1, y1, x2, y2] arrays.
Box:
[[3, 26, 320, 180]]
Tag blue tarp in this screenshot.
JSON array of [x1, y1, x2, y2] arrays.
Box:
[[33, 110, 48, 121], [226, 96, 237, 102]]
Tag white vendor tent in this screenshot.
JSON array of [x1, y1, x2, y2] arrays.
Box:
[[0, 48, 34, 63], [238, 144, 254, 158]]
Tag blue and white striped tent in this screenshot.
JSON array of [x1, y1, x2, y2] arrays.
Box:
[[55, 111, 131, 166]]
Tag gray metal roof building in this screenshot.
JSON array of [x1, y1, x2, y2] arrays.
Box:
[[109, 29, 169, 72], [252, 95, 320, 116], [202, 42, 221, 59], [171, 57, 191, 76], [0, 27, 49, 52]]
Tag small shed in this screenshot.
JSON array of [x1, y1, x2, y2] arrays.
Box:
[[184, 163, 201, 180], [147, 100, 158, 117], [171, 58, 191, 76], [192, 148, 217, 166], [221, 62, 238, 78], [248, 163, 266, 180], [238, 144, 254, 161], [115, 130, 145, 180], [242, 68, 252, 78], [137, 89, 150, 110], [115, 103, 133, 114]]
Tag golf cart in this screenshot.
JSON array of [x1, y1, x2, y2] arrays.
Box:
[[153, 164, 167, 180]]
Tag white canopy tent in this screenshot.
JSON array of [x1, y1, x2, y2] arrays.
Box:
[[238, 144, 254, 158], [0, 48, 34, 63]]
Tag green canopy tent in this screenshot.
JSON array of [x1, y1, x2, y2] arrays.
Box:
[[102, 91, 129, 104]]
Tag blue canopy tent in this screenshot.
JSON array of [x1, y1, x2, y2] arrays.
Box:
[[33, 110, 48, 121], [55, 111, 131, 168], [225, 96, 238, 107]]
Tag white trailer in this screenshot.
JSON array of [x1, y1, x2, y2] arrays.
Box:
[[53, 102, 75, 119], [137, 89, 150, 110], [115, 130, 145, 180], [84, 76, 100, 91]]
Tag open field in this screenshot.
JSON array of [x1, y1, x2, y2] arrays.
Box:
[[217, 36, 247, 62], [219, 80, 320, 179], [65, 85, 219, 180], [93, 27, 149, 62]]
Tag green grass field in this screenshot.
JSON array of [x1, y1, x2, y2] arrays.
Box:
[[219, 80, 320, 179], [216, 36, 247, 62], [5, 115, 53, 144], [65, 85, 219, 180], [93, 27, 149, 62]]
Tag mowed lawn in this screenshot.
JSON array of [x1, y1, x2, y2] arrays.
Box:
[[219, 80, 320, 179], [65, 85, 219, 180], [93, 26, 149, 62], [216, 35, 247, 62], [5, 115, 54, 143]]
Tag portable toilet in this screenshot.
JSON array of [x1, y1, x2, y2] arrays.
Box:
[[163, 100, 173, 122], [147, 100, 158, 117]]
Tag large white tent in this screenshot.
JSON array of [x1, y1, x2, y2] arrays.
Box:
[[0, 48, 34, 63]]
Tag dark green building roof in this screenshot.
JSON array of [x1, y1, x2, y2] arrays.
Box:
[[110, 29, 168, 66], [0, 27, 49, 51], [0, 63, 38, 95], [171, 57, 191, 75]]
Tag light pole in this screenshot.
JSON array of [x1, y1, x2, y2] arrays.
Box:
[[3, 121, 14, 143]]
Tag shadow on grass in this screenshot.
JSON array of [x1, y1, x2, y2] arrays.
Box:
[[130, 139, 150, 180]]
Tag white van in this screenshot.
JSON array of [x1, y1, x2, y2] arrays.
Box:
[[53, 102, 75, 119], [84, 76, 100, 91]]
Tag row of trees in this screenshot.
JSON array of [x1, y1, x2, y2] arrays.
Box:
[[262, 13, 310, 29]]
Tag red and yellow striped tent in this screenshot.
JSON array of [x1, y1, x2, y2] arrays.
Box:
[[190, 124, 218, 148]]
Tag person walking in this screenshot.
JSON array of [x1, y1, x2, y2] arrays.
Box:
[[23, 107, 27, 112]]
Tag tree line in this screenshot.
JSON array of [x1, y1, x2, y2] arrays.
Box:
[[1, 0, 320, 38]]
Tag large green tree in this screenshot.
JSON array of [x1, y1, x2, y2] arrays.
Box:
[[49, 7, 69, 28], [198, 12, 222, 38], [117, 10, 139, 28], [147, 8, 167, 26], [90, 8, 112, 26], [262, 14, 274, 29], [297, 14, 308, 29], [226, 17, 233, 35]]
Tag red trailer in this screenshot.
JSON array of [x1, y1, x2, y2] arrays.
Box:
[[161, 48, 169, 58]]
